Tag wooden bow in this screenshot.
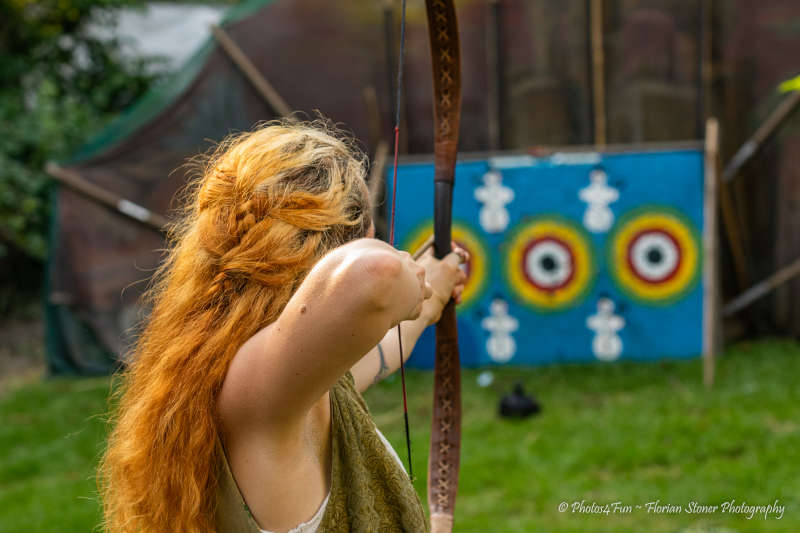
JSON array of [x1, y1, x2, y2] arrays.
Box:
[[424, 1, 462, 531]]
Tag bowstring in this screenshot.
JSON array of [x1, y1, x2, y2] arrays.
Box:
[[387, 0, 414, 482]]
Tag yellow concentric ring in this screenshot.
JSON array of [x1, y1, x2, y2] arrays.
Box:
[[505, 217, 594, 310], [609, 208, 700, 303]]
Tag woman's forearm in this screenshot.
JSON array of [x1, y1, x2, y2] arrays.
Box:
[[351, 313, 432, 392]]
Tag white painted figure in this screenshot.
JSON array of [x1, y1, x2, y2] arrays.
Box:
[[474, 170, 514, 233], [482, 299, 519, 363], [579, 169, 619, 233], [586, 298, 625, 361]]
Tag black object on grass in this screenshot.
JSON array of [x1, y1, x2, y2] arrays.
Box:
[[499, 382, 541, 418]]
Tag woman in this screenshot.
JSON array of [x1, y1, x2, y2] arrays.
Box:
[[100, 121, 467, 533]]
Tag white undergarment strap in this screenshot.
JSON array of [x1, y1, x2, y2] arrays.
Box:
[[259, 492, 329, 533]]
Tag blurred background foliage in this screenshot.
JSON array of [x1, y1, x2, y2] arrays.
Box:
[[0, 0, 166, 313]]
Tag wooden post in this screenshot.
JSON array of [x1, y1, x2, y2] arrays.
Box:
[[697, 0, 713, 138], [696, 0, 749, 289], [590, 0, 607, 146], [382, 0, 409, 154], [486, 0, 502, 151], [718, 176, 750, 290], [368, 140, 390, 238], [702, 118, 720, 388], [211, 25, 294, 119], [368, 141, 389, 209], [383, 0, 396, 121], [45, 162, 168, 231]]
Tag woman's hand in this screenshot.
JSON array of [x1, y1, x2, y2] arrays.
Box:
[[415, 242, 469, 325], [398, 250, 433, 322]]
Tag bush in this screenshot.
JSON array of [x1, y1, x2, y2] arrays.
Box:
[[0, 0, 161, 262]]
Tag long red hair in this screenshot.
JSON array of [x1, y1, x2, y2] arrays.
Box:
[[99, 121, 371, 533]]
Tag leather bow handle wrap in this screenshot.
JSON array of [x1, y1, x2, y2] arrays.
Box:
[[424, 1, 462, 531]]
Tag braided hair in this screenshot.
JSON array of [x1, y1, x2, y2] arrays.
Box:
[[99, 121, 372, 533]]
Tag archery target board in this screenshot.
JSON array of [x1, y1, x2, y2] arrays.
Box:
[[386, 148, 708, 368]]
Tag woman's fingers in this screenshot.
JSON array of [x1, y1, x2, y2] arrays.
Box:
[[441, 251, 462, 269], [451, 275, 466, 301], [409, 241, 473, 323], [451, 241, 469, 262], [453, 285, 464, 304], [416, 262, 431, 301], [424, 280, 433, 300]]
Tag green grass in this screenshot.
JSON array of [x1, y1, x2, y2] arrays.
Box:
[[0, 377, 110, 532], [2, 340, 799, 532]]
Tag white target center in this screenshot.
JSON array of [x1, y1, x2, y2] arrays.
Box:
[[630, 232, 679, 282], [525, 240, 573, 288]]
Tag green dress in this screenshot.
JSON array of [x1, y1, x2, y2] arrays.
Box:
[[215, 372, 428, 532]]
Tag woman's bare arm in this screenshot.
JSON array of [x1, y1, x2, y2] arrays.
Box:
[[350, 245, 468, 393], [349, 318, 428, 393], [217, 238, 430, 431]]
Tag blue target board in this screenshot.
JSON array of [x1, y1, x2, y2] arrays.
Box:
[[386, 148, 708, 368]]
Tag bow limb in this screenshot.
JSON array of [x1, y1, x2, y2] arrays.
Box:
[[424, 1, 462, 531]]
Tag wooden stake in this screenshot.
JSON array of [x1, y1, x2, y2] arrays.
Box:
[[363, 85, 381, 151], [46, 162, 168, 231], [702, 118, 720, 388], [211, 25, 294, 119], [722, 90, 800, 183], [723, 257, 800, 317], [590, 0, 607, 146]]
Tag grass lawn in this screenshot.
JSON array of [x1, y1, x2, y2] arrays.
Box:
[[1, 339, 799, 532]]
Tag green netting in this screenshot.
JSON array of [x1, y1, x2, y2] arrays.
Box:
[[68, 0, 277, 164]]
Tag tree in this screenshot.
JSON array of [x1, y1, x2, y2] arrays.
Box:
[[0, 0, 160, 261], [0, 0, 163, 310]]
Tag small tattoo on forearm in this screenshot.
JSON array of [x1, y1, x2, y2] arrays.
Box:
[[373, 343, 389, 384]]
